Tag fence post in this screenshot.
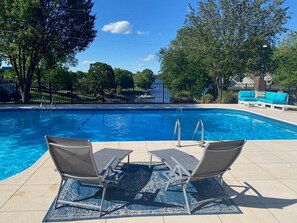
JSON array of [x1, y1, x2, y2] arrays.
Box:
[[162, 83, 165, 103], [245, 83, 247, 90], [71, 81, 74, 104], [220, 77, 223, 103], [49, 82, 52, 103], [15, 81, 18, 104], [288, 85, 291, 104], [133, 86, 135, 103]]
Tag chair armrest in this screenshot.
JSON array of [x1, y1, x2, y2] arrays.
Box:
[[171, 157, 191, 177], [103, 156, 118, 171], [104, 169, 124, 183]]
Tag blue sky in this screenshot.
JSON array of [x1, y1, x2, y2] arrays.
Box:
[[71, 0, 297, 74]]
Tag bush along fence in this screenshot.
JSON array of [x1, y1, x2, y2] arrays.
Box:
[[0, 81, 296, 105]]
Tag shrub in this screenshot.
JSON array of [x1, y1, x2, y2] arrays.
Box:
[[201, 94, 214, 103], [171, 91, 194, 103], [219, 91, 237, 103]]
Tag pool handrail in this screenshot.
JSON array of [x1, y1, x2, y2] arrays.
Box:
[[173, 119, 181, 147], [192, 119, 205, 147]]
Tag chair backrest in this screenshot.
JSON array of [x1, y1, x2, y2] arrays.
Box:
[[45, 136, 100, 182], [191, 140, 245, 180]]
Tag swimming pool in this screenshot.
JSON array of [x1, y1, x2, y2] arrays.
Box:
[[1, 108, 297, 180]]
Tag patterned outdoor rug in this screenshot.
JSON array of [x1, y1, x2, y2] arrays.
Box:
[[43, 163, 241, 222]]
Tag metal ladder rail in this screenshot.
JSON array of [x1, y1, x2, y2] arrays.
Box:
[[192, 119, 205, 147], [50, 97, 57, 110], [173, 119, 182, 147], [40, 96, 47, 110]]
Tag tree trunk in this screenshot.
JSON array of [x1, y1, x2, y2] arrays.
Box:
[[19, 64, 36, 103], [214, 76, 221, 99], [20, 85, 31, 103], [36, 67, 42, 92]]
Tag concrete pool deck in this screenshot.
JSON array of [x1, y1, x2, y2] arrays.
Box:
[[0, 104, 297, 223]]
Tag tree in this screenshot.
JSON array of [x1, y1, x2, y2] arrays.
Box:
[[159, 27, 209, 97], [0, 0, 96, 102], [75, 71, 87, 80], [184, 0, 289, 97], [141, 69, 155, 84], [87, 62, 115, 95], [114, 68, 134, 90], [273, 31, 297, 87], [43, 65, 73, 89], [2, 69, 18, 82], [133, 69, 155, 89]]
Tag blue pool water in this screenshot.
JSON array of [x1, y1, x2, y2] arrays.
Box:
[[0, 108, 297, 180]]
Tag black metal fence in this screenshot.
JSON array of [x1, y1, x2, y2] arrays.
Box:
[[0, 80, 296, 105]]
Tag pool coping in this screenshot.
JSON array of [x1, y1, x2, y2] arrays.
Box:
[[1, 103, 296, 125]]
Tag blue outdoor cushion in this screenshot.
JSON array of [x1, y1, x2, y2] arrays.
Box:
[[239, 91, 255, 98], [257, 98, 274, 104], [276, 92, 288, 102], [265, 92, 277, 100], [239, 98, 257, 102], [273, 100, 288, 105]]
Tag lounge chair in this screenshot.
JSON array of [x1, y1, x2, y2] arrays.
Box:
[[148, 140, 246, 214], [45, 136, 132, 216]]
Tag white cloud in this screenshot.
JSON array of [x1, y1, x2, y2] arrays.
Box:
[[81, 60, 95, 65], [101, 21, 132, 34], [141, 54, 154, 62], [136, 30, 149, 36], [138, 54, 155, 67]]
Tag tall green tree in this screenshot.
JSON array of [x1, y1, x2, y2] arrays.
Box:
[[134, 69, 155, 89], [75, 71, 87, 80], [185, 0, 289, 96], [0, 0, 96, 102], [43, 65, 73, 89], [273, 31, 297, 87], [114, 68, 134, 90], [159, 27, 208, 97], [87, 62, 115, 95]]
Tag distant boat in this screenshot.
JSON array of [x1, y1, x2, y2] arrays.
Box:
[[139, 93, 155, 99]]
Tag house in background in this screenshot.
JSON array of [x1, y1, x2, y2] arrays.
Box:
[[229, 73, 273, 90]]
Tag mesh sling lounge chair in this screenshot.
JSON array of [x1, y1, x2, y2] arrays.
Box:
[[45, 136, 133, 216], [148, 140, 246, 214]]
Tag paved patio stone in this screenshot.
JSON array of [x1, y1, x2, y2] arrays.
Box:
[[0, 211, 47, 223], [218, 206, 279, 223], [0, 185, 20, 208], [164, 215, 222, 223], [258, 163, 297, 179], [242, 151, 285, 163], [263, 202, 297, 223], [229, 163, 274, 180], [106, 216, 164, 223], [280, 179, 297, 194], [238, 179, 297, 205], [1, 184, 58, 211]]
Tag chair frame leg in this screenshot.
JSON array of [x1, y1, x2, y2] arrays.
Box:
[[99, 184, 108, 217], [54, 179, 64, 209], [149, 155, 153, 168], [219, 174, 229, 204], [182, 183, 191, 214]]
